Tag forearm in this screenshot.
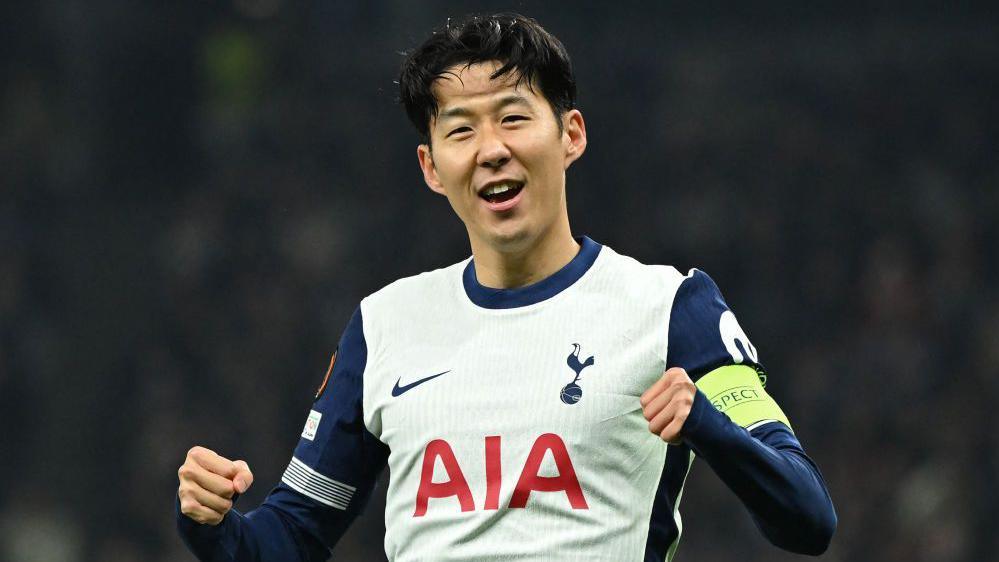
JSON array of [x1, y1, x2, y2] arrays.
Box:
[[176, 496, 329, 562], [681, 390, 837, 555]]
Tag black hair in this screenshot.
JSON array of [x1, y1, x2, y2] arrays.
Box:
[[398, 13, 577, 143]]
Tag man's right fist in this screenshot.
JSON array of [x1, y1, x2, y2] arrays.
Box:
[[177, 446, 254, 525]]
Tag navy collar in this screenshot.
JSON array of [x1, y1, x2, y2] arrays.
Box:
[[462, 236, 602, 309]]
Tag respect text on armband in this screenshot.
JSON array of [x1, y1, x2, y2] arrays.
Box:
[[710, 385, 765, 412]]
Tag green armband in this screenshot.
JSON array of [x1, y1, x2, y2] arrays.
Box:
[[694, 365, 792, 431]]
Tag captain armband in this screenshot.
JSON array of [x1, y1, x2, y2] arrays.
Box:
[[694, 365, 792, 431]]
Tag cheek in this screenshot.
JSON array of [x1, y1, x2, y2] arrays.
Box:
[[524, 143, 566, 197], [434, 159, 479, 217], [433, 155, 472, 194]]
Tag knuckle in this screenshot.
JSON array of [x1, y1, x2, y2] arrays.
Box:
[[191, 446, 217, 463], [668, 381, 693, 399], [180, 499, 199, 514], [188, 446, 211, 464], [178, 464, 192, 480]]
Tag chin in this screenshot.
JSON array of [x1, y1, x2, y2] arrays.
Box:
[[481, 224, 535, 252]]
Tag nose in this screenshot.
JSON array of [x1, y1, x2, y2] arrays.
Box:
[[475, 127, 511, 169]]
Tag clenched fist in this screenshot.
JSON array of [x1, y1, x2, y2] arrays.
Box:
[[177, 446, 254, 525], [640, 367, 697, 445]]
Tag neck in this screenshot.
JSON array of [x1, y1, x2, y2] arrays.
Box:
[[469, 222, 580, 289]]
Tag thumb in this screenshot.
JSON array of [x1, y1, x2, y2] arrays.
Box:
[[232, 460, 254, 494]]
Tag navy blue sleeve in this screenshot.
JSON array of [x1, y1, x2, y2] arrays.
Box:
[[682, 393, 836, 555], [667, 271, 836, 555], [666, 269, 763, 378], [176, 306, 390, 561]]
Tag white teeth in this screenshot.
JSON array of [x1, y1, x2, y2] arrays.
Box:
[[482, 182, 520, 197]]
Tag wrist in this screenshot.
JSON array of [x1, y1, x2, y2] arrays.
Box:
[[680, 389, 723, 447]]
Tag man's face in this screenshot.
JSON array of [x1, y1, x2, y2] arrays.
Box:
[[417, 61, 586, 253]]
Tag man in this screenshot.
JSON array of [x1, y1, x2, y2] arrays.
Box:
[[177, 13, 836, 561]]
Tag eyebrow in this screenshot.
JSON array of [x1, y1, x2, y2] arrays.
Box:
[[437, 94, 532, 122]]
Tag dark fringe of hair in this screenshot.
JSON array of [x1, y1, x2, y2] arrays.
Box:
[[398, 13, 577, 143]]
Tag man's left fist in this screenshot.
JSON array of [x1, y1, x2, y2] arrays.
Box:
[[640, 367, 697, 445]]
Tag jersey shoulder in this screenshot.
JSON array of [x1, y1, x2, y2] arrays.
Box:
[[589, 244, 689, 308], [361, 258, 467, 312], [357, 258, 467, 359], [596, 245, 760, 378]]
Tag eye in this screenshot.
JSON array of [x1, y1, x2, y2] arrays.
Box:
[[502, 115, 528, 124], [447, 126, 472, 138]]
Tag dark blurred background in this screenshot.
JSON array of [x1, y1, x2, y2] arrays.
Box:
[[2, 1, 997, 561]]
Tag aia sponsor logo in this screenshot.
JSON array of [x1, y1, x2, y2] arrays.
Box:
[[413, 433, 588, 516]]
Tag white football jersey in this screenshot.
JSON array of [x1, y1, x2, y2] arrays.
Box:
[[280, 237, 771, 562]]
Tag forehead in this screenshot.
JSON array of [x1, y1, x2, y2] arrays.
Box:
[[432, 61, 544, 112]]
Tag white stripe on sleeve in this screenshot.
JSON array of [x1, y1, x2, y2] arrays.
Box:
[[280, 456, 357, 510]]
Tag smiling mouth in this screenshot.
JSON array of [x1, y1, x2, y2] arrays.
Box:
[[479, 181, 525, 204]]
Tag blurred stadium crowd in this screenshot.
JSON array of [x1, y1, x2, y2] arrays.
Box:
[[1, 2, 996, 561]]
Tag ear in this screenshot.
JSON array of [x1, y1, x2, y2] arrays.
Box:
[[417, 144, 447, 196], [561, 109, 587, 170]]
